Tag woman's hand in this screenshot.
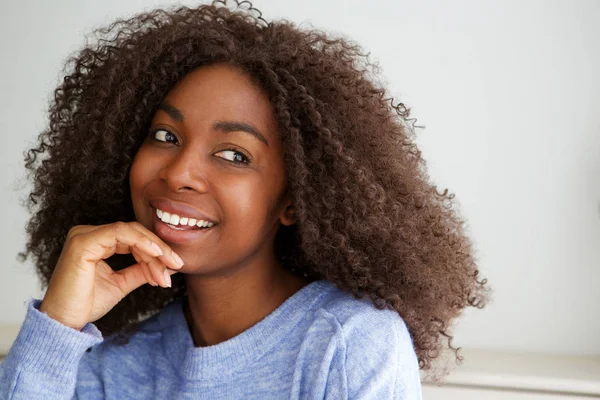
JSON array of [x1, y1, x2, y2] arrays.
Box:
[[38, 221, 184, 331]]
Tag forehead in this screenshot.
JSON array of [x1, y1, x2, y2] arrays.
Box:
[[159, 64, 278, 142]]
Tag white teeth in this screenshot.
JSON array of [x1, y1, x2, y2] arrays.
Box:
[[169, 214, 180, 225], [155, 208, 216, 228], [160, 212, 171, 223]]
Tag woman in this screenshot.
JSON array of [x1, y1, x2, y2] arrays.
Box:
[[0, 1, 489, 398]]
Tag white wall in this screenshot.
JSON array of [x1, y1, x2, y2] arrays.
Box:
[[1, 0, 598, 357]]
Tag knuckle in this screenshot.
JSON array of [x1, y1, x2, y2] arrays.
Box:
[[66, 225, 82, 239], [112, 221, 128, 234], [68, 233, 85, 248], [148, 257, 163, 269], [130, 221, 144, 230], [139, 234, 152, 245]]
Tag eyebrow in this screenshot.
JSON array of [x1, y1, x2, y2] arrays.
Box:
[[157, 102, 269, 147]]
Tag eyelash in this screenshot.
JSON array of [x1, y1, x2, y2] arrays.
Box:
[[148, 128, 251, 165]]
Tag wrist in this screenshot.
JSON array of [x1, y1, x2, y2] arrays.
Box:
[[38, 300, 85, 331]]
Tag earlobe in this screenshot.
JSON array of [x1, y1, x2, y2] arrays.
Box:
[[279, 186, 296, 226], [280, 205, 296, 226]]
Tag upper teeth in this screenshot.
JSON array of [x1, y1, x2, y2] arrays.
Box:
[[156, 208, 215, 228]]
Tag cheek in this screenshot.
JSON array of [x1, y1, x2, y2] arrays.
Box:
[[222, 180, 272, 225], [130, 146, 156, 179], [129, 158, 143, 195], [129, 150, 154, 209]]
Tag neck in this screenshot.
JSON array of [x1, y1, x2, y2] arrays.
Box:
[[182, 260, 309, 347]]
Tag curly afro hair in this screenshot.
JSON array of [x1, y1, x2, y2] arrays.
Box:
[[19, 0, 490, 374]]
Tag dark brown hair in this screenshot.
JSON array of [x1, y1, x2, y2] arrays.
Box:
[[19, 0, 490, 374]]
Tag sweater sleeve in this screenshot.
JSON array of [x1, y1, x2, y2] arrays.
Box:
[[342, 309, 423, 400], [0, 298, 104, 400]]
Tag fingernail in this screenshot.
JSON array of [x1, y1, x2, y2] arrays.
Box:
[[151, 242, 163, 256], [163, 270, 172, 287], [172, 251, 184, 267]]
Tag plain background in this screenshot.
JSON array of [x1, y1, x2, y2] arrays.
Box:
[[0, 0, 598, 358]]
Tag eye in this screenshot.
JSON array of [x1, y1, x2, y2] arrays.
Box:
[[215, 149, 251, 165], [148, 128, 250, 165], [150, 128, 178, 144]]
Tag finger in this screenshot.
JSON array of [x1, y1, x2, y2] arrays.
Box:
[[137, 261, 178, 289], [153, 261, 171, 288], [131, 246, 159, 266], [67, 224, 103, 238], [131, 247, 175, 288], [128, 222, 185, 269], [139, 261, 158, 287], [73, 222, 170, 270], [129, 254, 156, 286], [112, 222, 184, 270], [113, 262, 167, 294], [127, 249, 154, 285]]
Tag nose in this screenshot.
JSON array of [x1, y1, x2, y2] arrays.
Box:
[[158, 147, 209, 194]]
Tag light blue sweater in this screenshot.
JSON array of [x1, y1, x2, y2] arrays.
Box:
[[0, 279, 422, 399]]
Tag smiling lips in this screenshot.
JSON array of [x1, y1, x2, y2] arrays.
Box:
[[155, 208, 216, 230], [148, 198, 219, 244], [152, 209, 217, 245], [149, 197, 218, 223]]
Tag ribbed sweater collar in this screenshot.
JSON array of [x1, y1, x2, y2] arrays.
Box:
[[159, 279, 333, 381]]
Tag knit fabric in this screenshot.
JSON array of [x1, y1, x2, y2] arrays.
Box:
[[0, 279, 422, 399]]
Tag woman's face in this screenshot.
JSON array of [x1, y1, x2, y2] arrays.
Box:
[[129, 63, 295, 275]]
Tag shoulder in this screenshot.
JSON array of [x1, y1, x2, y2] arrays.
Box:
[[315, 281, 415, 349], [310, 281, 422, 398]]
